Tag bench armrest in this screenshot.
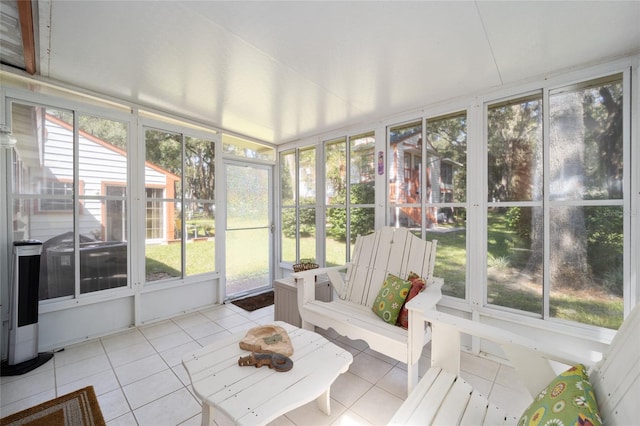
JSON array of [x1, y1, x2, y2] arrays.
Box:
[[405, 277, 444, 312], [423, 309, 595, 397]]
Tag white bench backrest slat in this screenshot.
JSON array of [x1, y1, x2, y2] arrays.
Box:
[[406, 234, 438, 283], [589, 303, 640, 425], [344, 230, 378, 303], [342, 227, 438, 309]]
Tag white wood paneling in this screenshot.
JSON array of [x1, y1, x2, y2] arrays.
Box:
[[35, 1, 640, 144], [38, 297, 134, 350]]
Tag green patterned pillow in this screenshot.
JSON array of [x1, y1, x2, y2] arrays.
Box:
[[518, 364, 602, 426], [371, 274, 412, 324]]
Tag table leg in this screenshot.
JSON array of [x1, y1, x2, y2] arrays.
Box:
[[316, 388, 331, 415], [201, 403, 215, 426]]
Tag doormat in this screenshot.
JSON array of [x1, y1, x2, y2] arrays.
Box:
[[231, 291, 274, 312], [0, 386, 105, 426]]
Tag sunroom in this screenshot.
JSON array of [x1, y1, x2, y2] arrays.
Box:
[[1, 1, 639, 424]]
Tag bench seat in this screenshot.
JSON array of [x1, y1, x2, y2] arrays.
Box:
[[392, 304, 640, 425], [303, 281, 443, 362], [390, 367, 516, 426]]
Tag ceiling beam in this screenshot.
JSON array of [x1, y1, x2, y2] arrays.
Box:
[[17, 0, 36, 75]]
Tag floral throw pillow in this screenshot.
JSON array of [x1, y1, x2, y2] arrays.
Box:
[[518, 364, 602, 426], [396, 272, 426, 329], [371, 274, 412, 325]]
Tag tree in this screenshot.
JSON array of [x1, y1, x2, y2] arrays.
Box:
[[487, 99, 542, 272], [427, 115, 467, 203], [549, 91, 588, 282], [583, 83, 623, 199], [79, 115, 128, 149], [185, 137, 215, 206]]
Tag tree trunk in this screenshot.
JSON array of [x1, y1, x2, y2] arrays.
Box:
[[548, 91, 588, 284]]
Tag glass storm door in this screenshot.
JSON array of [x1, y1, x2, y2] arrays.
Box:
[[224, 162, 273, 299]]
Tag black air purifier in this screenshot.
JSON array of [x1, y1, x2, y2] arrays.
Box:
[[1, 240, 53, 376]]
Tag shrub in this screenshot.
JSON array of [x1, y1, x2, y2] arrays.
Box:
[[327, 182, 374, 243]]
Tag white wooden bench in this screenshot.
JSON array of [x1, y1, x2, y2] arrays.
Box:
[[292, 226, 443, 394], [391, 303, 640, 425]]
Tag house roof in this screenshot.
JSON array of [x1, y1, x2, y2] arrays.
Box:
[[2, 1, 639, 145]]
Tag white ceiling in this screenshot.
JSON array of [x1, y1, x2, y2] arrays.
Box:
[[33, 1, 640, 144]]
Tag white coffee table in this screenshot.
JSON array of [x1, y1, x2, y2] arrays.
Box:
[[182, 321, 353, 426]]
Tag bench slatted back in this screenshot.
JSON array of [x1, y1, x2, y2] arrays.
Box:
[[342, 227, 437, 308], [589, 303, 640, 425]]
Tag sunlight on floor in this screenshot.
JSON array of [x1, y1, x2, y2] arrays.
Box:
[[0, 303, 532, 425]]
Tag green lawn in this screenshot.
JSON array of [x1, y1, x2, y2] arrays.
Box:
[[146, 218, 623, 329], [145, 240, 215, 279]]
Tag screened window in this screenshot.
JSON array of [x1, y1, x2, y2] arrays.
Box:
[[425, 112, 467, 299], [325, 138, 348, 266], [222, 133, 275, 161], [388, 121, 422, 230], [326, 132, 375, 266], [487, 94, 543, 313], [280, 147, 317, 265], [485, 74, 625, 329], [144, 128, 216, 282], [387, 114, 467, 298], [548, 75, 624, 328], [9, 103, 130, 300]]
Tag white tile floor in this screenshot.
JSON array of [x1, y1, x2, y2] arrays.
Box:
[[1, 303, 533, 425]]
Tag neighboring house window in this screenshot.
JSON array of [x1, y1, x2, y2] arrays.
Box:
[[145, 187, 164, 239], [39, 180, 73, 212], [441, 163, 453, 187], [105, 185, 126, 242]]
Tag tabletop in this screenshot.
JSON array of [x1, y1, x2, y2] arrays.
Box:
[[182, 321, 353, 425]]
